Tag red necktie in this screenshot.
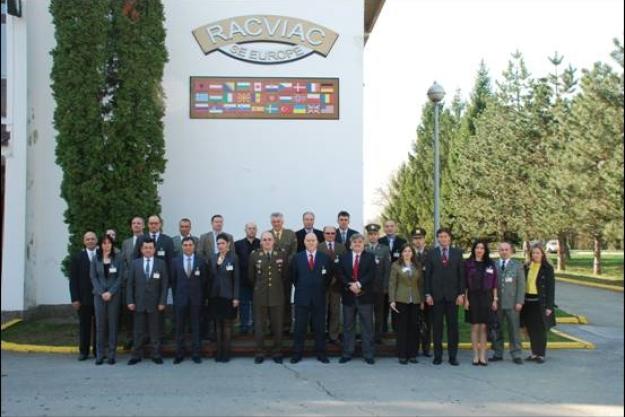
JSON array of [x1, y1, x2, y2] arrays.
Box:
[[308, 253, 315, 271], [352, 254, 360, 281], [442, 248, 449, 266]]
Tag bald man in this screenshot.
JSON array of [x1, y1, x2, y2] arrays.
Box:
[[69, 231, 98, 361]]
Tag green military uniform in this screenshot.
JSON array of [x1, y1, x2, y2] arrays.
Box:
[[249, 249, 288, 360], [270, 228, 297, 333]]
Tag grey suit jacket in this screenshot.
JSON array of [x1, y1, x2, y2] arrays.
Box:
[[198, 231, 233, 261], [121, 236, 141, 283], [496, 258, 525, 310], [126, 257, 169, 313], [366, 243, 392, 293], [90, 256, 124, 296], [172, 235, 199, 258]]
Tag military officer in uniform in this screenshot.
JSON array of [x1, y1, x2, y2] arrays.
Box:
[[364, 224, 391, 343], [269, 212, 298, 334], [412, 227, 432, 356], [249, 232, 288, 364]]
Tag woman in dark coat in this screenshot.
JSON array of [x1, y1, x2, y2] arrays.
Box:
[[209, 233, 240, 362], [521, 244, 556, 364], [464, 240, 498, 366]]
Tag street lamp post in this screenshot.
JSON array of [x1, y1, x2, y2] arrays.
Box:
[[427, 82, 446, 244]]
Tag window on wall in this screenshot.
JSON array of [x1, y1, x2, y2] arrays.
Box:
[[1, 0, 9, 146]]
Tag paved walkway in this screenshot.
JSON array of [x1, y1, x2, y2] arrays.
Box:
[[2, 282, 623, 416]]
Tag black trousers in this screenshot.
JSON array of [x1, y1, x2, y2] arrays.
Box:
[[118, 288, 134, 345], [175, 304, 202, 358], [77, 304, 96, 356], [293, 303, 326, 356], [215, 319, 233, 360], [416, 304, 432, 354], [431, 299, 459, 360], [524, 300, 547, 357], [396, 302, 419, 360], [373, 291, 386, 340]]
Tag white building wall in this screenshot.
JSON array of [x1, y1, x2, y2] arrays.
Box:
[[10, 0, 363, 307]]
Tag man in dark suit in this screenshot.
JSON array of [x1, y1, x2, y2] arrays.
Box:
[[295, 211, 324, 252], [234, 222, 260, 335], [317, 226, 346, 345], [172, 218, 199, 258], [424, 228, 465, 366], [120, 216, 145, 350], [290, 233, 332, 364], [127, 238, 169, 365], [379, 220, 408, 263], [171, 237, 208, 364], [338, 233, 377, 364], [364, 224, 391, 344], [335, 210, 358, 250], [69, 231, 98, 361], [412, 227, 432, 357]]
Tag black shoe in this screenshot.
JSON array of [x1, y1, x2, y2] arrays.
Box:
[[479, 361, 488, 366], [173, 357, 184, 364], [513, 358, 523, 365], [490, 356, 503, 362], [365, 358, 375, 365], [525, 355, 537, 362], [399, 358, 408, 365], [273, 356, 283, 364], [472, 360, 480, 366], [95, 359, 104, 366], [152, 357, 164, 365], [192, 356, 202, 364], [107, 358, 116, 365], [535, 356, 545, 364], [222, 357, 230, 363], [317, 356, 330, 364], [422, 352, 431, 358], [290, 355, 302, 364], [408, 358, 418, 364], [215, 356, 222, 363], [449, 359, 459, 366], [78, 354, 88, 361], [338, 356, 351, 364], [127, 358, 141, 365], [254, 356, 265, 364], [433, 358, 442, 365]]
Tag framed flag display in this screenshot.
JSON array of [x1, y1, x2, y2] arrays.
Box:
[[190, 77, 339, 120]]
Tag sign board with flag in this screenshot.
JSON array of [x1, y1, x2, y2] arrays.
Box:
[[190, 77, 339, 119]]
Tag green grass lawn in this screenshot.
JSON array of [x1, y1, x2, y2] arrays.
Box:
[[507, 250, 624, 281]]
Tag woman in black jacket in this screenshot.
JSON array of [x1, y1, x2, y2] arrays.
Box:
[[521, 245, 556, 364]]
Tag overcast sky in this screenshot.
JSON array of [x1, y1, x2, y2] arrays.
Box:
[[363, 0, 624, 221]]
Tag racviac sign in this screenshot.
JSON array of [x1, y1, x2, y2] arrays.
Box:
[[192, 15, 339, 64]]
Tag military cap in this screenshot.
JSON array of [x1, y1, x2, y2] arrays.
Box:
[[412, 227, 426, 238], [365, 223, 381, 233]]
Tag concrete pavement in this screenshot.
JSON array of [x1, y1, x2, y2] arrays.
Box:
[[1, 282, 623, 416]]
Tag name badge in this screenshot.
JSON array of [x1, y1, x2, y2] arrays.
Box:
[[322, 268, 327, 275], [157, 250, 165, 257], [375, 258, 380, 264], [153, 272, 160, 279], [402, 267, 412, 273], [505, 277, 513, 283], [226, 264, 234, 271], [109, 267, 117, 273], [393, 252, 400, 258], [334, 258, 339, 264], [486, 267, 494, 274], [194, 269, 201, 277], [257, 260, 262, 264], [422, 266, 426, 272]]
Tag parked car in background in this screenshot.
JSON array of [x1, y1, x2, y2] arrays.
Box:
[[545, 239, 559, 253]]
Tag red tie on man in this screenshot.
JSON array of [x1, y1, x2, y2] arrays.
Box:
[[352, 254, 360, 281], [308, 253, 315, 271], [441, 247, 449, 267]]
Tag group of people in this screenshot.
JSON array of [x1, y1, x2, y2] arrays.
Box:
[[69, 210, 556, 367]]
